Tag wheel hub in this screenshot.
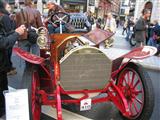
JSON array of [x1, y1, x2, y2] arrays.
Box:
[[124, 84, 133, 100]]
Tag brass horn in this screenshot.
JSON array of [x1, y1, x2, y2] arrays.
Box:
[[36, 27, 48, 48]]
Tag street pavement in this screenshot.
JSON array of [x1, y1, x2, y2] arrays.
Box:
[[0, 27, 160, 120]]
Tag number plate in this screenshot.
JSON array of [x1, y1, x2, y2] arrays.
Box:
[[80, 99, 92, 111]]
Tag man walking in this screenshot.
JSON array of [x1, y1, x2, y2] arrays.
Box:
[[134, 9, 151, 47]]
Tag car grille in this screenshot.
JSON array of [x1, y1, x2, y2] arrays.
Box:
[[60, 47, 112, 96]]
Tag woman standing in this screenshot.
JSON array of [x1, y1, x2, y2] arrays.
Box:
[[0, 0, 25, 117], [104, 13, 116, 48]]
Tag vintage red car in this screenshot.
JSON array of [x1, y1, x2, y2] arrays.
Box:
[[13, 12, 156, 120]]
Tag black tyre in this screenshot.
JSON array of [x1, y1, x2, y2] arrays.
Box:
[[129, 35, 136, 47], [117, 62, 154, 120], [21, 63, 41, 120]]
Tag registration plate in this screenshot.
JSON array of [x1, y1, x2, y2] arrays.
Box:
[[80, 99, 92, 111]]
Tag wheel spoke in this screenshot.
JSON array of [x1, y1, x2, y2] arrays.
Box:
[[130, 71, 135, 86], [129, 101, 134, 115], [133, 79, 140, 89], [123, 77, 128, 86], [133, 89, 143, 95], [127, 71, 131, 84], [133, 100, 139, 114], [135, 97, 143, 105]]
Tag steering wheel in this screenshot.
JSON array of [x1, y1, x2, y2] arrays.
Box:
[[50, 12, 70, 26]]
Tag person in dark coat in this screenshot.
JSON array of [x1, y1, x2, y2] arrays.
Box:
[[147, 20, 160, 46], [134, 9, 151, 47], [4, 1, 17, 75], [0, 0, 25, 117]]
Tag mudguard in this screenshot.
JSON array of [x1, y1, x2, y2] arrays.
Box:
[[13, 47, 45, 65], [122, 46, 157, 59]]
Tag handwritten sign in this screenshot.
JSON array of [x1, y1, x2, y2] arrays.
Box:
[[4, 89, 29, 120]]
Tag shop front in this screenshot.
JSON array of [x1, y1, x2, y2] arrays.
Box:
[[97, 0, 111, 18], [60, 0, 87, 13]]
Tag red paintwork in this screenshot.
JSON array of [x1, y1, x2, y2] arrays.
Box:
[[13, 32, 156, 120], [122, 46, 157, 59], [83, 28, 114, 45], [40, 49, 50, 58], [13, 47, 45, 65], [117, 67, 145, 118], [32, 71, 41, 120], [56, 85, 63, 120]]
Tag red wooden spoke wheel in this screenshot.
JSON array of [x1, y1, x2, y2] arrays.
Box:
[[117, 62, 154, 120], [22, 64, 41, 120]]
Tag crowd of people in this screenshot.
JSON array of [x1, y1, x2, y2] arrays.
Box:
[[122, 9, 160, 54], [65, 7, 160, 52]]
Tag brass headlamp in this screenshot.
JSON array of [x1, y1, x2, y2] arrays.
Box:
[[36, 27, 48, 48]]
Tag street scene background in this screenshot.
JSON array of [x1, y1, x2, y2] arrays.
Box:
[[1, 0, 160, 120]]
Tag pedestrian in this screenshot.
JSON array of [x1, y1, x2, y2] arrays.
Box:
[[15, 0, 43, 68], [96, 18, 102, 29], [0, 0, 26, 117], [104, 13, 116, 33], [134, 9, 151, 47], [147, 20, 160, 55], [104, 12, 116, 48], [116, 16, 120, 28], [86, 10, 94, 28], [125, 17, 134, 41], [44, 1, 66, 34], [122, 19, 128, 35], [4, 2, 17, 75]]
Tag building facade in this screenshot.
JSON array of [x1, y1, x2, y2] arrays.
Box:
[[60, 0, 87, 13], [119, 0, 136, 20], [7, 0, 121, 19], [111, 0, 121, 16], [88, 0, 120, 19], [134, 0, 160, 23]]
